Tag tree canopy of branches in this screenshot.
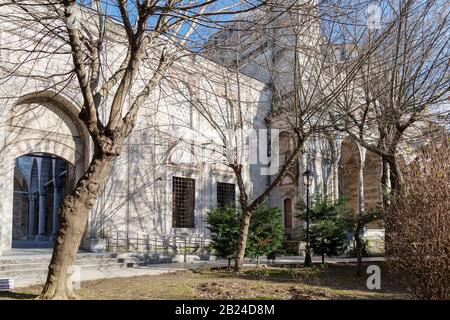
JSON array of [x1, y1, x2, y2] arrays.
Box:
[[331, 0, 450, 194]]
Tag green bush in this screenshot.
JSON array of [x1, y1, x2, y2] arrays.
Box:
[[206, 206, 241, 267], [207, 203, 284, 267], [297, 196, 352, 263], [246, 204, 284, 265], [347, 239, 370, 258]]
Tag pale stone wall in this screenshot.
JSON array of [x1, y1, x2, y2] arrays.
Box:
[[0, 4, 269, 252], [0, 1, 387, 254]]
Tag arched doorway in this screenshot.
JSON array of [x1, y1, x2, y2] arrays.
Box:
[[0, 93, 89, 251], [12, 153, 75, 247]]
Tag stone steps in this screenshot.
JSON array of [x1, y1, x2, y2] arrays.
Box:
[[0, 252, 137, 279], [0, 253, 113, 265], [0, 263, 129, 278], [0, 258, 123, 271]]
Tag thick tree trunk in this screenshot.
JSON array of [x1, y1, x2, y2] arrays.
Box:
[[385, 154, 404, 194], [383, 154, 404, 257], [356, 156, 365, 276], [233, 209, 252, 273], [37, 154, 115, 299]]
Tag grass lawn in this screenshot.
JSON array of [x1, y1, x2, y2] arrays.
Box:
[[0, 262, 411, 300]]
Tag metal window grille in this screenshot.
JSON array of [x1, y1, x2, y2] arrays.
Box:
[[172, 177, 195, 228], [217, 182, 236, 208], [0, 279, 14, 291]]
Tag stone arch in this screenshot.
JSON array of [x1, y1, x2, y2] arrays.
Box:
[[338, 137, 360, 213], [280, 173, 295, 186], [0, 91, 89, 250], [3, 90, 89, 178], [364, 150, 382, 210]]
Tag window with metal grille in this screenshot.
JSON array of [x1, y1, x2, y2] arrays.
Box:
[[217, 182, 236, 208], [172, 177, 195, 228]]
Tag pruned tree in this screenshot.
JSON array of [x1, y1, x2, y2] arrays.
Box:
[[324, 0, 449, 273], [331, 0, 450, 195], [0, 0, 268, 299]]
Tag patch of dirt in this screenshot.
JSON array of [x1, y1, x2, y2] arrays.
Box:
[[288, 287, 335, 300], [194, 281, 257, 299], [193, 281, 336, 300]]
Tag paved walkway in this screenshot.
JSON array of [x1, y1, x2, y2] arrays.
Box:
[[12, 263, 194, 288]]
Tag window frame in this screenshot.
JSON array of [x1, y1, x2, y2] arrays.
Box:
[[172, 176, 196, 228]]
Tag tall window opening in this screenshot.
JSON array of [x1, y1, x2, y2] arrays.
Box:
[[172, 177, 195, 228], [217, 182, 236, 208]]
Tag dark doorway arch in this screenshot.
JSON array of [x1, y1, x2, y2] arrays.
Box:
[[12, 153, 75, 247]]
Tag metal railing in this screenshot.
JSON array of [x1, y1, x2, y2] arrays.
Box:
[[105, 231, 211, 255]]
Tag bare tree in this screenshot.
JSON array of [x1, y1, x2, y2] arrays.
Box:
[[331, 0, 450, 194], [323, 0, 449, 274], [0, 0, 268, 299], [173, 0, 394, 272]]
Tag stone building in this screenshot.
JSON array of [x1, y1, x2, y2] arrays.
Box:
[[205, 1, 385, 251], [0, 2, 384, 255]]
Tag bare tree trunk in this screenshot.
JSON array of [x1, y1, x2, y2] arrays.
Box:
[[385, 154, 404, 193], [231, 141, 303, 273], [356, 157, 365, 276], [38, 153, 115, 299], [234, 208, 251, 273], [381, 159, 390, 207]]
